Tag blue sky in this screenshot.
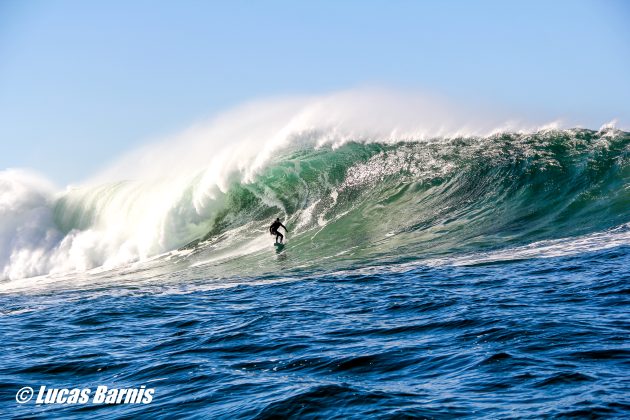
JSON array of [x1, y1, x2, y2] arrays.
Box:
[[1, 0, 628, 185]]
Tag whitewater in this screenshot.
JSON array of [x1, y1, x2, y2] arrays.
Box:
[[1, 91, 629, 418]]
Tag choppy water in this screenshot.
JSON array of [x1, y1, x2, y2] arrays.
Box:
[[1, 244, 629, 418]]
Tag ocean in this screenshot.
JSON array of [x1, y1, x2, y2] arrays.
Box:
[[1, 127, 629, 418]]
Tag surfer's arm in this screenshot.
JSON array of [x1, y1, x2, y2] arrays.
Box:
[[280, 223, 287, 231]]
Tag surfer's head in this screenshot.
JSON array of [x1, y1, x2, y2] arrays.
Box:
[[276, 218, 280, 221]]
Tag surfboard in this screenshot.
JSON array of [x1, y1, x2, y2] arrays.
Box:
[[274, 242, 285, 252]]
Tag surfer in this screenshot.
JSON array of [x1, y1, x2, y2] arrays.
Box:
[[269, 218, 287, 244]]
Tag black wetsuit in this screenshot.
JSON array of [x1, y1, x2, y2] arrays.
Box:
[[269, 220, 286, 243]]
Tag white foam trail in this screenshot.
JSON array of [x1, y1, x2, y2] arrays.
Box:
[[313, 223, 630, 280], [429, 224, 630, 267], [0, 89, 589, 281], [448, 224, 630, 265]]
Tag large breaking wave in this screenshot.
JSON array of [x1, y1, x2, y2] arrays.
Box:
[[1, 92, 629, 281]]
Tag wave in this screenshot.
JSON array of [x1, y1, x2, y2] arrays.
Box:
[[1, 93, 628, 281], [182, 127, 630, 272]]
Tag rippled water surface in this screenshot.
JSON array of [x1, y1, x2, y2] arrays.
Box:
[[2, 244, 629, 419]]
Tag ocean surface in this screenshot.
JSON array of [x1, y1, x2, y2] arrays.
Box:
[[1, 127, 629, 418]]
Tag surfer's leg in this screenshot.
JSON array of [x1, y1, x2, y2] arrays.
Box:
[[278, 232, 283, 243]]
